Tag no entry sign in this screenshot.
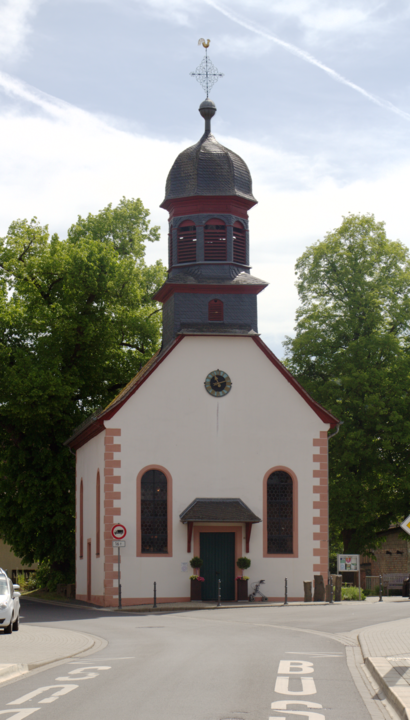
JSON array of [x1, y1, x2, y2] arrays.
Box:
[[111, 524, 127, 540]]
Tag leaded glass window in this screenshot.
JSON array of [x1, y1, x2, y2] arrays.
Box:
[[141, 469, 168, 554], [267, 470, 293, 554]]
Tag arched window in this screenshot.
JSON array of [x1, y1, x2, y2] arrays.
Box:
[[96, 471, 100, 557], [177, 221, 197, 263], [204, 219, 227, 261], [233, 221, 246, 264], [266, 470, 293, 554], [140, 469, 168, 554], [208, 298, 224, 321], [80, 479, 84, 559]]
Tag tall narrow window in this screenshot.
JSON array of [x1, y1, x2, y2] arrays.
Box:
[[233, 221, 246, 264], [168, 228, 173, 269], [267, 470, 293, 554], [204, 219, 227, 261], [177, 221, 197, 263], [96, 471, 100, 557], [80, 479, 84, 559], [141, 469, 168, 554], [208, 298, 224, 321]]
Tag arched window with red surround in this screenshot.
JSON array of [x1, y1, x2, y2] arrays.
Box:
[[80, 479, 84, 559], [204, 219, 227, 261], [263, 468, 298, 557], [208, 298, 224, 321], [168, 228, 173, 269], [137, 467, 172, 556], [177, 220, 197, 264], [96, 471, 100, 558], [233, 221, 246, 264]]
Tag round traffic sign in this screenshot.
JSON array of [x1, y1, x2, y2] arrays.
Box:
[[111, 524, 127, 540]]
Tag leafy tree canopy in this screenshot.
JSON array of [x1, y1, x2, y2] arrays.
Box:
[[0, 198, 166, 575], [284, 213, 410, 553]]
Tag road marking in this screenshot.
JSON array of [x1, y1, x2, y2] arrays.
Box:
[[8, 686, 78, 706], [274, 677, 317, 696], [55, 666, 111, 681], [278, 661, 314, 675], [285, 653, 342, 659], [68, 658, 134, 662], [270, 700, 325, 719], [0, 712, 40, 719]]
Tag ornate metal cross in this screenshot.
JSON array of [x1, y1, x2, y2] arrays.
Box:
[[190, 39, 224, 98]]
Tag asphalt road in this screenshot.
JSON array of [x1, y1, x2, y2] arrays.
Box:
[[2, 599, 410, 720]]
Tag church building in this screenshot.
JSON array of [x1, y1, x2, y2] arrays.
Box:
[[67, 96, 338, 606]]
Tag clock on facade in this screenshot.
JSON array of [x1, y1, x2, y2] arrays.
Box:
[[204, 370, 232, 397]]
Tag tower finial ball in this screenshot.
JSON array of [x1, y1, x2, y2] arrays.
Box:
[[199, 99, 216, 120]]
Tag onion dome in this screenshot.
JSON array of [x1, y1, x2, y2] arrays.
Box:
[[161, 100, 256, 207]]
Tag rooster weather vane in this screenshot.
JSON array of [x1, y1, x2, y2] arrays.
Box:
[[190, 39, 224, 99]]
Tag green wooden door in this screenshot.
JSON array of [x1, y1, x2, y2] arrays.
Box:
[[200, 532, 235, 601]]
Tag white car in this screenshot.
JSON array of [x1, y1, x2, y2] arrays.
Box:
[[0, 570, 20, 634]]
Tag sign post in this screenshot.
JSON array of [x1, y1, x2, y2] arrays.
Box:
[[337, 554, 361, 600], [111, 524, 127, 609]]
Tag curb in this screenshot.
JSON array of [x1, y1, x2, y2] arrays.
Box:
[[0, 664, 29, 684], [23, 595, 343, 613], [364, 656, 410, 720]]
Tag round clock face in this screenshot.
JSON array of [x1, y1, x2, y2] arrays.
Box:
[[204, 370, 232, 397]]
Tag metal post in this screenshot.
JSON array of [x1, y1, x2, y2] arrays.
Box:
[[284, 577, 288, 605], [153, 581, 157, 609], [217, 578, 221, 607], [118, 546, 122, 610], [329, 574, 334, 604], [379, 574, 383, 602]]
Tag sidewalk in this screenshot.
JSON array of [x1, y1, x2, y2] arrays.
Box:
[[358, 600, 410, 719], [0, 624, 106, 684]]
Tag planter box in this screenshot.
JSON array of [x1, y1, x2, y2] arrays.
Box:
[[190, 579, 202, 601], [236, 579, 248, 601]]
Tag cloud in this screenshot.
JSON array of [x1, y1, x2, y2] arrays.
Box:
[[0, 0, 41, 62], [204, 0, 410, 123]]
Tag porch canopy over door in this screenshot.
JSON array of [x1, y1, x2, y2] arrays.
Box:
[[180, 498, 261, 553]]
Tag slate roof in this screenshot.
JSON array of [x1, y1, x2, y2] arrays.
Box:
[[163, 272, 267, 286], [162, 132, 256, 205], [179, 324, 257, 336], [179, 498, 261, 524]]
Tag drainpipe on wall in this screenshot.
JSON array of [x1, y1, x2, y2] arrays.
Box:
[[327, 421, 343, 593]]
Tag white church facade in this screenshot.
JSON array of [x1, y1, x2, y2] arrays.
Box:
[[68, 98, 338, 606]]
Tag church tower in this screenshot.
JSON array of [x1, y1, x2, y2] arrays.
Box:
[[155, 98, 268, 347]]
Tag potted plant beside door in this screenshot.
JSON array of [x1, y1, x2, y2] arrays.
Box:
[[236, 557, 251, 601], [190, 557, 204, 601]]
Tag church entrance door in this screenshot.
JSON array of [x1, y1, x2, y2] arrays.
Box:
[[200, 532, 235, 601]]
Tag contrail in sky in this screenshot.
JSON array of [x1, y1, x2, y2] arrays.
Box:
[[205, 0, 410, 123]]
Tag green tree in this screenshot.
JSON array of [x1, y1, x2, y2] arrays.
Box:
[[284, 213, 410, 553], [0, 198, 166, 577]]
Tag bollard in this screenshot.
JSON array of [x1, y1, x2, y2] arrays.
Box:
[[284, 577, 288, 605], [153, 581, 157, 609], [217, 578, 221, 607], [379, 574, 383, 602], [329, 574, 334, 604]]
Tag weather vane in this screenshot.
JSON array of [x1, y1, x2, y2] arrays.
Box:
[[190, 39, 224, 99]]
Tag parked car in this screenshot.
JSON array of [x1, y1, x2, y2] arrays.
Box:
[[0, 568, 20, 633]]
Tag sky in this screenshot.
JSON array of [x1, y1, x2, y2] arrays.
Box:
[[1, 0, 410, 356]]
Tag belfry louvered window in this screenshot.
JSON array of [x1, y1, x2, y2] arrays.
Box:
[[267, 470, 293, 554], [208, 298, 224, 321], [177, 221, 197, 263], [233, 221, 246, 264], [141, 469, 168, 554], [204, 219, 227, 261]]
